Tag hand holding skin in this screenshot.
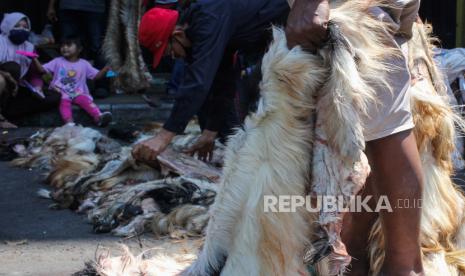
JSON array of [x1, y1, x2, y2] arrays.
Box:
[[184, 129, 218, 162], [285, 0, 330, 51], [131, 128, 176, 162]]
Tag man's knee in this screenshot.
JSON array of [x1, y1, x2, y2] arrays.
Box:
[[366, 129, 424, 198], [0, 62, 21, 81]]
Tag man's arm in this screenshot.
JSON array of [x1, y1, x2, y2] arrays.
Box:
[[132, 7, 234, 163], [184, 50, 238, 161], [285, 0, 329, 50], [163, 12, 234, 135], [201, 49, 237, 133]]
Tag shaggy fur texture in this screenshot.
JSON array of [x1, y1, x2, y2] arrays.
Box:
[[12, 123, 219, 238], [307, 1, 397, 272], [368, 22, 465, 275], [12, 124, 103, 171], [91, 246, 197, 276], [150, 204, 210, 239], [79, 7, 465, 276], [103, 0, 150, 92], [183, 27, 324, 276], [184, 1, 395, 274]]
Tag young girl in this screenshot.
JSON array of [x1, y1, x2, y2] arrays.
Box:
[[34, 38, 112, 127]]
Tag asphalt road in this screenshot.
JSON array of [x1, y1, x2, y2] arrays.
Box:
[[0, 161, 121, 275], [0, 160, 200, 276], [0, 129, 198, 276]]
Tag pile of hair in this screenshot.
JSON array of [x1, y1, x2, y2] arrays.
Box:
[[11, 123, 223, 239]]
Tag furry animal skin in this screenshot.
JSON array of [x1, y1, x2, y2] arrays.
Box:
[[12, 123, 219, 238], [89, 245, 197, 276], [183, 28, 322, 276], [103, 0, 150, 92], [76, 3, 465, 276], [12, 124, 103, 171], [367, 23, 465, 275], [184, 1, 394, 274]]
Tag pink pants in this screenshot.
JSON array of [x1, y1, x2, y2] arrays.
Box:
[[59, 95, 101, 123]]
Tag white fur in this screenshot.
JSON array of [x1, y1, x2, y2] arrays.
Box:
[[184, 28, 325, 276]]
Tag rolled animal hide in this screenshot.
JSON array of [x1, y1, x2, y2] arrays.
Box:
[[103, 0, 150, 92]]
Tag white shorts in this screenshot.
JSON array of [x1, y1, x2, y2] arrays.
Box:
[[362, 38, 415, 142]]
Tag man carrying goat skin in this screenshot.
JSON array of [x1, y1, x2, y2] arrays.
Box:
[[286, 0, 423, 275]]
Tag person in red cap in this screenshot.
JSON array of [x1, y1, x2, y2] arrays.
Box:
[[133, 0, 289, 162]]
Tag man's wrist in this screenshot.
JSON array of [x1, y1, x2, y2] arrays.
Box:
[[158, 128, 176, 141], [202, 129, 218, 140]]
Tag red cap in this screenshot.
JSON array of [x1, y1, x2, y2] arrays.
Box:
[[139, 8, 179, 68]]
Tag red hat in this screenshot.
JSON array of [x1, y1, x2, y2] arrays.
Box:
[[139, 7, 179, 68]]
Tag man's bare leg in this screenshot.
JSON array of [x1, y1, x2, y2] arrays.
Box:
[[342, 130, 424, 275], [341, 179, 377, 274]]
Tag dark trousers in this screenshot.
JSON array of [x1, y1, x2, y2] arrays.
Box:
[[0, 62, 61, 121], [3, 88, 61, 120]]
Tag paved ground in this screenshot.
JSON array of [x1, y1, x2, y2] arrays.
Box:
[[0, 161, 181, 276], [0, 129, 198, 276]]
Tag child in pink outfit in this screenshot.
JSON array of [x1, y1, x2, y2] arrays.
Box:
[[34, 38, 112, 126]]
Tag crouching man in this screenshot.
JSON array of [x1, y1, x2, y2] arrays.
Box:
[[132, 0, 290, 162]]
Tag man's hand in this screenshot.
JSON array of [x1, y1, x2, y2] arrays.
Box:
[[285, 0, 330, 51], [131, 129, 176, 162], [184, 130, 217, 162]]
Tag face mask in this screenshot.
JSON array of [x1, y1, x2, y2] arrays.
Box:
[[8, 29, 30, 45]]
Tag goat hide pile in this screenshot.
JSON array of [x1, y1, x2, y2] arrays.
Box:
[[12, 123, 222, 239]]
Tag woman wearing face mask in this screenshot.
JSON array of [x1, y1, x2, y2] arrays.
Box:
[[0, 12, 61, 129]]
